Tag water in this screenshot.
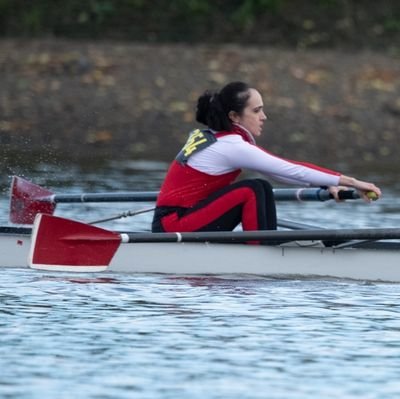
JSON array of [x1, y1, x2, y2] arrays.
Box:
[[1, 161, 400, 398]]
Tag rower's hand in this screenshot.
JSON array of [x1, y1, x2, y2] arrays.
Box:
[[357, 189, 381, 202], [328, 183, 382, 203], [353, 180, 382, 203], [328, 186, 350, 202], [337, 175, 382, 203]]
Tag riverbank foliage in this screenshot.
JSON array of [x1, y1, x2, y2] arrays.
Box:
[[0, 0, 399, 49]]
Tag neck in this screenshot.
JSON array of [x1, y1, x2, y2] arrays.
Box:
[[232, 123, 256, 144]]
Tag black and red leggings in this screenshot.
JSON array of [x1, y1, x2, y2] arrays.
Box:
[[152, 179, 277, 233]]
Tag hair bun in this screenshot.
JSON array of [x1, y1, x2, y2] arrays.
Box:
[[195, 82, 250, 131], [196, 90, 214, 125]]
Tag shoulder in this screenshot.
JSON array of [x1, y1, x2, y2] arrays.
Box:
[[215, 125, 256, 145], [217, 134, 248, 144]]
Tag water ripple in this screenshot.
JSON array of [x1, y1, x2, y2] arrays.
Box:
[[1, 269, 400, 399], [1, 169, 400, 398]]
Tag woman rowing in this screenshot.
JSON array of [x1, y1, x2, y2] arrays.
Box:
[[152, 81, 381, 234]]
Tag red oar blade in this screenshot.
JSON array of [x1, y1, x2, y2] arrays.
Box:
[[29, 214, 121, 272], [9, 176, 56, 224]]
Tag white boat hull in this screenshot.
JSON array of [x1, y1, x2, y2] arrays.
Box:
[[1, 228, 400, 282], [0, 228, 31, 268], [111, 242, 400, 282]]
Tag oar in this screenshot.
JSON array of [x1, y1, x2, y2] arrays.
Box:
[[29, 214, 400, 272], [10, 175, 364, 224], [9, 176, 159, 224]]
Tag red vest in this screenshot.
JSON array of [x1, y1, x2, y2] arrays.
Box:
[[156, 126, 252, 208]]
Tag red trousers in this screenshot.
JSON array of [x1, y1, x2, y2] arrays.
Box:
[[152, 179, 277, 233]]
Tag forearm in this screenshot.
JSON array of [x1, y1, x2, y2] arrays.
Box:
[[339, 175, 376, 191], [338, 175, 357, 187], [231, 144, 341, 186]]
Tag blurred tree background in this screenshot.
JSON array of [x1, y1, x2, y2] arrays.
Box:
[[0, 0, 399, 49], [0, 0, 399, 172]]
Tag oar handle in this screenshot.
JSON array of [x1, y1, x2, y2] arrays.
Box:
[[336, 190, 360, 200], [274, 188, 359, 202]]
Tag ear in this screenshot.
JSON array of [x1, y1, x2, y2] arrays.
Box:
[[228, 110, 240, 123]]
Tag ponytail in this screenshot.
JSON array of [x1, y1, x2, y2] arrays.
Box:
[[195, 82, 251, 131]]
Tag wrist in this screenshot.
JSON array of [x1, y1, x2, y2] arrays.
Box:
[[339, 175, 357, 187]]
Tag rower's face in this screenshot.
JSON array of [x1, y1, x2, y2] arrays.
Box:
[[230, 89, 267, 136]]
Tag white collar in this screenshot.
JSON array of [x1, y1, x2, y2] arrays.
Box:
[[233, 123, 256, 145]]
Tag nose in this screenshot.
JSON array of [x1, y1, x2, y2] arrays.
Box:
[[261, 111, 267, 121]]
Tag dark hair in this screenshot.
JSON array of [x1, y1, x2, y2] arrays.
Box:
[[196, 81, 251, 131]]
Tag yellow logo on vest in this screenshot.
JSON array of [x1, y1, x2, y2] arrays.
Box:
[[182, 129, 208, 156], [176, 129, 217, 164]]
